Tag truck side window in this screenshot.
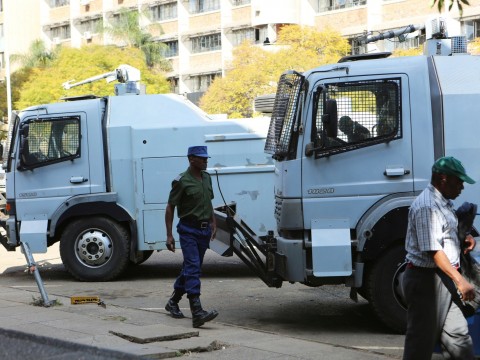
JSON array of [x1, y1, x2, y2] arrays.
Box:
[[19, 117, 80, 170], [314, 79, 401, 157]]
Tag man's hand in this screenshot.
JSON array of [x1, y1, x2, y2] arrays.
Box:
[[464, 234, 476, 254], [457, 276, 476, 302], [166, 235, 176, 252], [210, 223, 217, 241]]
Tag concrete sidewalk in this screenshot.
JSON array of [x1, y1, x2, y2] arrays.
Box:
[[0, 245, 396, 359], [0, 283, 395, 359]]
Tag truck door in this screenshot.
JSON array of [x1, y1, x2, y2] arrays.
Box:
[[302, 75, 413, 229], [14, 114, 91, 225]]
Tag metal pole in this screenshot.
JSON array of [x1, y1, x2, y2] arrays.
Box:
[[20, 242, 52, 307]]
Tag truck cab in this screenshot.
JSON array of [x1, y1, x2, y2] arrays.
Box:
[[216, 46, 480, 332]]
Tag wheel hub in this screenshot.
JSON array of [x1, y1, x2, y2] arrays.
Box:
[[75, 229, 113, 267]]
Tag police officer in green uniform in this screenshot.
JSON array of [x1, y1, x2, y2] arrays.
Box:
[[164, 146, 218, 328]]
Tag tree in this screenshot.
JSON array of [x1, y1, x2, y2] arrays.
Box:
[[10, 39, 58, 68], [103, 8, 171, 70], [200, 25, 350, 118], [391, 47, 423, 57], [430, 0, 469, 14], [200, 42, 275, 118], [14, 45, 170, 110]]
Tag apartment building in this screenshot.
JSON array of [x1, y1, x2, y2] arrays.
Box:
[[2, 0, 480, 99]]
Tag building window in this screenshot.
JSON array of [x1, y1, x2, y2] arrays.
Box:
[[382, 33, 425, 52], [317, 0, 366, 12], [190, 72, 220, 92], [349, 38, 366, 55], [462, 19, 480, 41], [50, 0, 70, 7], [254, 26, 268, 44], [0, 0, 3, 12], [169, 77, 179, 93], [189, 0, 220, 14], [162, 41, 178, 57], [151, 2, 177, 21], [232, 0, 251, 5], [81, 18, 102, 33], [0, 52, 4, 68], [232, 28, 255, 45], [191, 33, 221, 53], [51, 24, 71, 40]]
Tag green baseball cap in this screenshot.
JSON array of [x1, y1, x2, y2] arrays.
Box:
[[432, 156, 475, 184]]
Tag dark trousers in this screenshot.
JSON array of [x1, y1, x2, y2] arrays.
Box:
[[173, 221, 211, 297], [402, 267, 474, 360]]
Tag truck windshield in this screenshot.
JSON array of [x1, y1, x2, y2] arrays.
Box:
[[264, 71, 304, 161]]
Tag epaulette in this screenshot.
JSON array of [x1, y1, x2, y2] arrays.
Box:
[[172, 172, 186, 186]]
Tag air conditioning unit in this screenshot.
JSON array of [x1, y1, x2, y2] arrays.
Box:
[[84, 31, 92, 40], [80, 0, 90, 5], [52, 37, 61, 45]]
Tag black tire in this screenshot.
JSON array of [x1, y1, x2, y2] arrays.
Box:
[[60, 217, 130, 281], [365, 243, 407, 333]]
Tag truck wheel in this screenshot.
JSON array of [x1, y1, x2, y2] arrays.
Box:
[[365, 243, 407, 333], [60, 217, 130, 281]]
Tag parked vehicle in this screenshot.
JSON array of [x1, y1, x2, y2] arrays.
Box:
[[0, 66, 275, 281], [214, 17, 480, 332]]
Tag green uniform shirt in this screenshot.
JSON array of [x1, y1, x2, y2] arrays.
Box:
[[167, 168, 214, 221]]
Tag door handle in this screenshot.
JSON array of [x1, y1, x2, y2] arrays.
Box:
[[384, 167, 410, 177], [70, 176, 88, 184]]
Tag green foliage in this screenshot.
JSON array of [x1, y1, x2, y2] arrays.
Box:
[[391, 47, 423, 57], [0, 68, 31, 119], [200, 25, 350, 118], [430, 0, 469, 15], [102, 8, 171, 70], [15, 45, 170, 110], [10, 39, 59, 68]]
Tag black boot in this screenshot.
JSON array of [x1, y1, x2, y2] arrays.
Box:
[[189, 296, 218, 328], [165, 290, 185, 319]]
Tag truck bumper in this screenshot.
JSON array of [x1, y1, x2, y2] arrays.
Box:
[[0, 215, 16, 251]]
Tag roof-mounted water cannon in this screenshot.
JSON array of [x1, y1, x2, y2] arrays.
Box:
[[62, 64, 145, 96], [357, 16, 467, 57]]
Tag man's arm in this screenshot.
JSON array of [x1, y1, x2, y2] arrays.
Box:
[[432, 250, 475, 301], [210, 207, 217, 241], [165, 203, 176, 252]]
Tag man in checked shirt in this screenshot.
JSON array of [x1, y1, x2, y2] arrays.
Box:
[[403, 156, 477, 360]]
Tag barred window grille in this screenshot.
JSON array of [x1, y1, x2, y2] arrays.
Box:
[[314, 78, 402, 157], [151, 2, 177, 21], [21, 117, 80, 169], [191, 33, 221, 53], [189, 0, 220, 14], [162, 41, 178, 57], [232, 0, 251, 6], [264, 72, 304, 158]]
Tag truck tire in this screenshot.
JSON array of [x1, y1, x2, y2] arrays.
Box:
[[365, 243, 407, 333], [60, 217, 130, 281]]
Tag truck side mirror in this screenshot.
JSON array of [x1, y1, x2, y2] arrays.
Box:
[[18, 123, 30, 169], [322, 99, 338, 138]]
